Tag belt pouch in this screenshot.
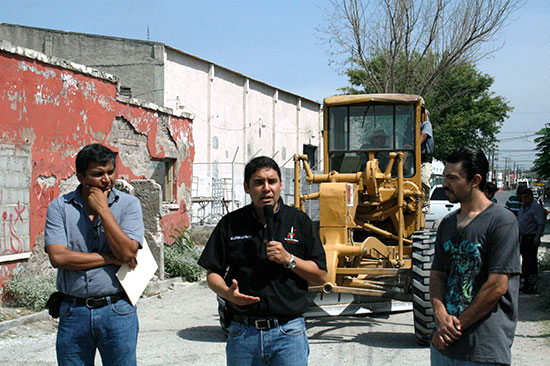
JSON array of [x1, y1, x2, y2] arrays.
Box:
[[46, 291, 64, 318]]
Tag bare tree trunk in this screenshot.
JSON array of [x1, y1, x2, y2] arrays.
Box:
[[319, 0, 523, 95]]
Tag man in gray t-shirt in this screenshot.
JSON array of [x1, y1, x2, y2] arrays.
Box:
[[429, 146, 520, 365]]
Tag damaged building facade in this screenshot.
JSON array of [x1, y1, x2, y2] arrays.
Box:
[[0, 23, 323, 224], [0, 41, 194, 283]]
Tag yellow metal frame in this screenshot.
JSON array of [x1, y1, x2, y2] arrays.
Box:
[[294, 94, 427, 300]]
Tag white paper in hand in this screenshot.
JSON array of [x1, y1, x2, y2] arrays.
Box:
[[116, 238, 158, 305]]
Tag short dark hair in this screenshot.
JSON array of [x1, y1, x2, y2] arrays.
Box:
[[516, 183, 527, 195], [75, 144, 117, 175], [484, 181, 497, 194], [445, 146, 488, 190], [244, 156, 281, 185], [520, 187, 533, 197]]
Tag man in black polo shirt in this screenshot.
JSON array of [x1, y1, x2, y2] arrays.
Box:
[[198, 156, 327, 366]]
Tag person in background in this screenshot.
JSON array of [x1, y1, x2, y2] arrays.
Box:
[[366, 129, 390, 172], [420, 116, 434, 203], [484, 181, 498, 203], [504, 184, 526, 216], [517, 187, 546, 294]]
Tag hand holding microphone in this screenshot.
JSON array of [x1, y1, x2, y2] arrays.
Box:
[[263, 204, 292, 265], [263, 204, 274, 241]]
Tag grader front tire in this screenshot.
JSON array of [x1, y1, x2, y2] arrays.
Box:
[[411, 229, 436, 345]]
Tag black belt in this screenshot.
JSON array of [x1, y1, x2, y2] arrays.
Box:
[[62, 293, 126, 309], [231, 314, 301, 330]]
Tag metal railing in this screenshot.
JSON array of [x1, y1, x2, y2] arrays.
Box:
[[191, 162, 321, 225]]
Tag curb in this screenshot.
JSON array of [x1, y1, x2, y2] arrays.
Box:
[[0, 277, 191, 334], [0, 310, 51, 334]]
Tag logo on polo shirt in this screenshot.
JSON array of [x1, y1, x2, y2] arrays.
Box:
[[284, 227, 298, 243], [230, 235, 252, 241]]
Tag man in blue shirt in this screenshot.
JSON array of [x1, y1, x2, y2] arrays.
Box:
[[517, 188, 546, 293], [45, 144, 144, 366], [504, 184, 526, 216], [420, 118, 434, 205]]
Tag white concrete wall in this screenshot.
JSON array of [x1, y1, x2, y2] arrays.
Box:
[[164, 50, 209, 168], [210, 67, 246, 164], [165, 49, 321, 165], [164, 48, 322, 218], [246, 81, 275, 160]]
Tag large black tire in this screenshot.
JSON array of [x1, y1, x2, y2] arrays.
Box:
[[411, 229, 436, 345]]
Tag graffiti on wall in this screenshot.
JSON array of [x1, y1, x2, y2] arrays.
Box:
[[0, 261, 24, 291], [33, 180, 57, 219], [0, 192, 27, 255]]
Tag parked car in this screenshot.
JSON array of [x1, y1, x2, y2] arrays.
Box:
[[425, 185, 460, 229]]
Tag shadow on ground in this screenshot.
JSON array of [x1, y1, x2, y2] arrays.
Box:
[[306, 314, 424, 349], [177, 325, 226, 343], [518, 271, 550, 323]]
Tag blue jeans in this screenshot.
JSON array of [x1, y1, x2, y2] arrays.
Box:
[[430, 344, 506, 366], [226, 317, 309, 366], [56, 297, 139, 366]]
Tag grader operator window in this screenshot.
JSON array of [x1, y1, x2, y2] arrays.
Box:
[[328, 104, 415, 176]]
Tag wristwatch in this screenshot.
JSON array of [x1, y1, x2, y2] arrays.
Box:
[[284, 254, 296, 270]]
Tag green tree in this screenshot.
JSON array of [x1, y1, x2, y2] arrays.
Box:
[[342, 59, 512, 161], [533, 127, 550, 179], [424, 62, 512, 160]]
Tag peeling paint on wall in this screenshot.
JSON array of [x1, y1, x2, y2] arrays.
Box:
[[18, 61, 57, 79], [0, 43, 194, 277]]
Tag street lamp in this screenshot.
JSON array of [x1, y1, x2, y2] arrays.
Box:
[[546, 123, 550, 129]]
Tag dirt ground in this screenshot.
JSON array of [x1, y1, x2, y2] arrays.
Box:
[[0, 272, 548, 365]]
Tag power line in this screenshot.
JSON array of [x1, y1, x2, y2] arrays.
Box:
[[498, 149, 536, 152], [509, 111, 550, 114], [498, 133, 537, 141]]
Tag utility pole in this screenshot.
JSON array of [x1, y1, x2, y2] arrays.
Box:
[[491, 149, 497, 184], [504, 158, 511, 188]]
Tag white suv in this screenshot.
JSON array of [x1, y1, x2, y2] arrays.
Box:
[[425, 185, 460, 229]]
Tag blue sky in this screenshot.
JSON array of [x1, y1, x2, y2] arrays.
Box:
[[2, 0, 548, 170]]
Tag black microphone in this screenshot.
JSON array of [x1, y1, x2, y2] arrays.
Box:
[[263, 204, 274, 241]]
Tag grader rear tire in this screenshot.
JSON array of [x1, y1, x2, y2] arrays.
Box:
[[411, 229, 436, 345]]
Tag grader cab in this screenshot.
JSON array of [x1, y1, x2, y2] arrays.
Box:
[[294, 94, 436, 343]]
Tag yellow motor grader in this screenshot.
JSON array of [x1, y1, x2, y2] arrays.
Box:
[[294, 94, 436, 344]]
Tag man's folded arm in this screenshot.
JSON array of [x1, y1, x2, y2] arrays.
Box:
[[46, 244, 123, 270]]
